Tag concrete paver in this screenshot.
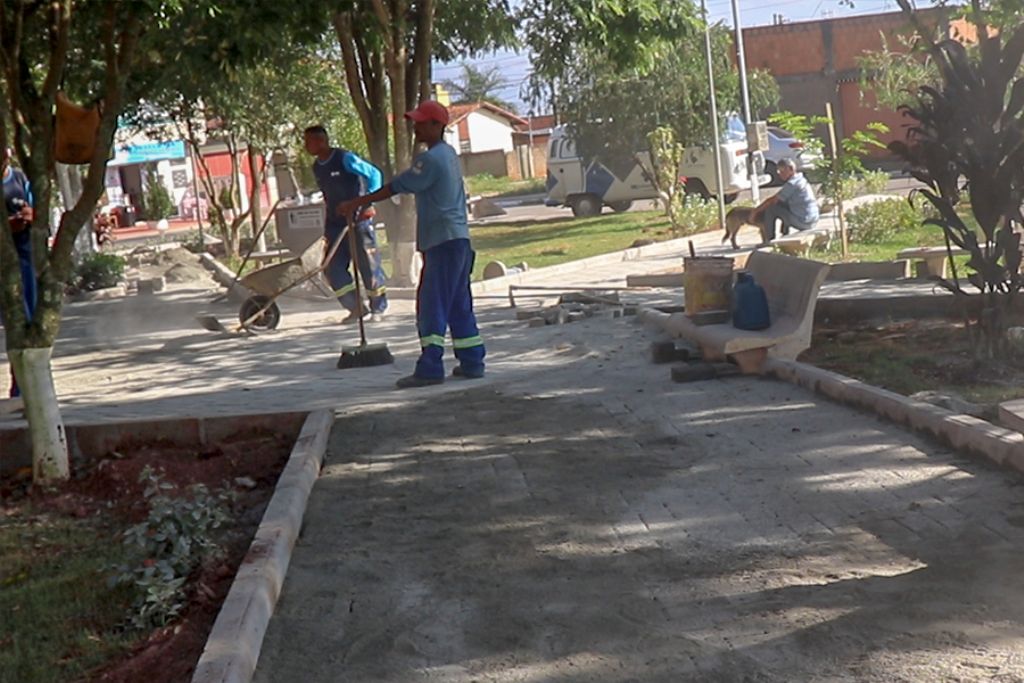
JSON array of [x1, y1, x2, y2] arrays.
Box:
[[4, 204, 1022, 680], [253, 316, 1024, 682]]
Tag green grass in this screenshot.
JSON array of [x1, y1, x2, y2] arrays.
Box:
[[468, 210, 675, 280], [811, 220, 946, 263], [464, 174, 546, 198], [0, 512, 136, 683]]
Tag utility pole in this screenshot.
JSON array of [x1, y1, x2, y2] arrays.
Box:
[[701, 0, 727, 233], [731, 0, 761, 203]]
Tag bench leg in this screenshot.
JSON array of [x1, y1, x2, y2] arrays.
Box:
[[922, 256, 948, 278], [699, 344, 727, 362], [729, 348, 768, 374]]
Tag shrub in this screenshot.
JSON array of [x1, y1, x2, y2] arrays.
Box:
[[671, 192, 720, 236], [143, 168, 175, 221], [111, 467, 232, 630], [180, 229, 206, 254], [846, 197, 923, 244], [860, 170, 890, 195], [73, 252, 125, 291]]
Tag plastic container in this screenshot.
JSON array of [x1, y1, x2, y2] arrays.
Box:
[[683, 256, 734, 317], [732, 271, 771, 330]]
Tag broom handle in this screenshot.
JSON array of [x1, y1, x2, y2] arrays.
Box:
[[348, 211, 369, 347]]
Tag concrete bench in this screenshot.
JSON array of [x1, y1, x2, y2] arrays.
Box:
[[897, 246, 968, 279], [770, 227, 831, 257], [656, 251, 831, 374]]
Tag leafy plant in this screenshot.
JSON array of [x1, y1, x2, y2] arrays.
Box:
[[111, 467, 232, 630], [860, 170, 891, 195], [768, 111, 889, 205], [142, 167, 174, 221], [643, 126, 687, 232], [847, 198, 926, 244], [889, 0, 1024, 359], [72, 252, 126, 292]]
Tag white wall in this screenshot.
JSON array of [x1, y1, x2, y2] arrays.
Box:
[[466, 111, 515, 153]]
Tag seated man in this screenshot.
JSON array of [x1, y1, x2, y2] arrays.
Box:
[[752, 157, 819, 244]]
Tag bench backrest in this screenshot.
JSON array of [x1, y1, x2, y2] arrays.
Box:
[[745, 251, 831, 359]]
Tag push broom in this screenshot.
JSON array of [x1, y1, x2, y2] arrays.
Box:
[[337, 211, 394, 369]]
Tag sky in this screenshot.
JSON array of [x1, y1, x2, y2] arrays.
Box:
[[433, 0, 911, 114]]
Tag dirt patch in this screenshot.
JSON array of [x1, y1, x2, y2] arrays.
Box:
[[1, 427, 294, 683], [801, 318, 1024, 408]]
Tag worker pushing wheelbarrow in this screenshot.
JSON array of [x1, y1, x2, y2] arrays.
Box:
[[200, 125, 392, 333]]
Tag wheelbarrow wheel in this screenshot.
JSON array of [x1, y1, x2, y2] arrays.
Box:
[[239, 296, 281, 332]]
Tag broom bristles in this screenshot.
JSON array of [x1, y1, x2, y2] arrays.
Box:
[[337, 343, 394, 369]]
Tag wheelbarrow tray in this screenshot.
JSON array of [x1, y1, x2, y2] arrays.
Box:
[[238, 240, 324, 297]]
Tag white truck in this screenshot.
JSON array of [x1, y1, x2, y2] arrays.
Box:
[[545, 123, 767, 217]]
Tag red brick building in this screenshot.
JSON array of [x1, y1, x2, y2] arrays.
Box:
[[742, 8, 969, 159]]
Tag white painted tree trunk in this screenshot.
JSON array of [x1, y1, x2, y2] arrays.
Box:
[[10, 347, 69, 482]]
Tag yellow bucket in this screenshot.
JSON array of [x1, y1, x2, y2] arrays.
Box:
[[683, 257, 734, 317]]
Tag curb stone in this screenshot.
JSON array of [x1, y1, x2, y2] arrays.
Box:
[[637, 306, 1024, 473], [191, 409, 334, 683], [764, 359, 1024, 473]]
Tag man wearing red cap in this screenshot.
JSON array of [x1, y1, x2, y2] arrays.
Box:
[[339, 100, 485, 389]]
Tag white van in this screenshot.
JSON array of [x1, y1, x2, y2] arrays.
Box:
[[545, 123, 766, 217]]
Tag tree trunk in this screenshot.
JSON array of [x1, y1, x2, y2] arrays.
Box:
[[247, 145, 265, 251], [10, 347, 69, 481]]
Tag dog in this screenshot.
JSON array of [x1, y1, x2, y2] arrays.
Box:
[[720, 206, 759, 249]]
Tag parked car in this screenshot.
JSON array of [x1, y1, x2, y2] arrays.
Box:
[[764, 126, 823, 185]]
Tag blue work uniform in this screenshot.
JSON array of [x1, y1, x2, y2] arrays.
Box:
[[391, 141, 485, 380], [313, 148, 388, 315], [3, 165, 36, 398]]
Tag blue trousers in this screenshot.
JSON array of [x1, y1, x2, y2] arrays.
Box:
[[760, 204, 816, 242], [324, 220, 388, 314], [6, 229, 36, 398], [415, 238, 485, 379]]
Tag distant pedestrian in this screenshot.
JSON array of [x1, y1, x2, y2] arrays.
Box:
[[303, 125, 389, 323], [2, 148, 36, 398], [339, 100, 485, 389], [752, 157, 819, 244]]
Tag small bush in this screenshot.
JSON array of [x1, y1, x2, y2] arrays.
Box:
[[670, 193, 720, 235], [860, 170, 890, 195], [143, 168, 175, 221], [111, 467, 233, 631], [73, 252, 126, 291], [180, 229, 206, 254], [846, 197, 924, 244]]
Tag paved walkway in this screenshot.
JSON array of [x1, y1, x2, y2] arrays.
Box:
[[253, 312, 1024, 682], [5, 212, 1024, 679]]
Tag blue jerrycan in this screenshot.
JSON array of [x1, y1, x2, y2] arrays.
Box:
[[732, 271, 771, 331]]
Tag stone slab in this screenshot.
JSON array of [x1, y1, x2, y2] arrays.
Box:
[[191, 409, 334, 683], [825, 260, 911, 281]]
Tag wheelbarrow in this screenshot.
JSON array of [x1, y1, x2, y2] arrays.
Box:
[[197, 218, 349, 334]]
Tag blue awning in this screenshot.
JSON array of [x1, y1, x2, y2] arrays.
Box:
[[109, 140, 186, 166]]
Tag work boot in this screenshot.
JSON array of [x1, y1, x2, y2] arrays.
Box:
[[451, 365, 485, 379], [395, 374, 444, 389]]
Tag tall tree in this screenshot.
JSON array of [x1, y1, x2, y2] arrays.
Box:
[[442, 62, 518, 112], [0, 0, 322, 482], [330, 0, 514, 285], [0, 0, 148, 481]]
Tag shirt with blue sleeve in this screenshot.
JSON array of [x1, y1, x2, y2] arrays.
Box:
[[389, 141, 469, 252], [313, 148, 382, 229], [776, 172, 819, 224]]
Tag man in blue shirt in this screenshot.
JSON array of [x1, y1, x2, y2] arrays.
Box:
[[2, 149, 36, 398], [303, 126, 388, 322], [339, 100, 485, 389], [752, 157, 820, 244]]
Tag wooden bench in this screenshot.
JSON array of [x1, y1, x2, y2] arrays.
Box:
[[654, 251, 831, 374], [897, 246, 968, 279]]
